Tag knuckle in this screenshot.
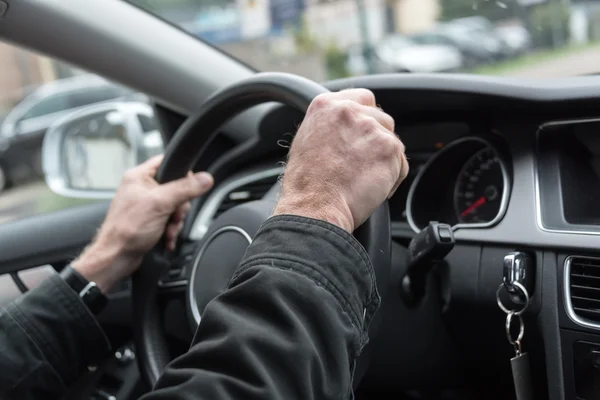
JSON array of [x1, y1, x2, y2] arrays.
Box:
[[390, 136, 404, 155], [335, 100, 358, 123], [309, 93, 331, 111], [385, 113, 395, 130], [354, 88, 375, 105], [372, 131, 397, 153], [357, 116, 378, 132], [401, 157, 410, 179]]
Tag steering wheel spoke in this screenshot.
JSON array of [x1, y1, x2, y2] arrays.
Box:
[[156, 243, 197, 291]]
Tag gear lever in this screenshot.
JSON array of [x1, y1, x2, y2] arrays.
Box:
[[401, 221, 455, 305]]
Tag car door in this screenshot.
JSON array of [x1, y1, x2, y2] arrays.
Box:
[[0, 43, 160, 400]]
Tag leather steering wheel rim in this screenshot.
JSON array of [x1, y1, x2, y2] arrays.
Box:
[[132, 72, 391, 389]]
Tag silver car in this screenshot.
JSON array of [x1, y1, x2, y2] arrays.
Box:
[[0, 75, 143, 191]]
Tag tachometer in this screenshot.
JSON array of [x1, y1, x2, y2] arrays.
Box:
[[453, 147, 504, 224]]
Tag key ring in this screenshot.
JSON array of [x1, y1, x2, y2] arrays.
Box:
[[513, 340, 522, 356], [496, 281, 530, 316], [505, 311, 524, 346]]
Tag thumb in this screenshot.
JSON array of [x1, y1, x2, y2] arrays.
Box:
[[154, 172, 214, 207]]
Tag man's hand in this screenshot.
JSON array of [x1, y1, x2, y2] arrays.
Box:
[[273, 89, 408, 232], [72, 155, 214, 293]]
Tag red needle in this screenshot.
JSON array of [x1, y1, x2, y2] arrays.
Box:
[[461, 196, 486, 217]]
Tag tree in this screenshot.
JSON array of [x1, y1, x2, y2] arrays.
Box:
[[530, 2, 570, 48]]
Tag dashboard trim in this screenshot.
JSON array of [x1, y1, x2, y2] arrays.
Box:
[[534, 117, 600, 236], [563, 255, 600, 331], [406, 136, 511, 233], [189, 166, 283, 240]]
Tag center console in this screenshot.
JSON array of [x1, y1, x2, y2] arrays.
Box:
[[537, 119, 600, 400]]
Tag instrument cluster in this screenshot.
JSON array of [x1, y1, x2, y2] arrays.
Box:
[[392, 135, 511, 233]]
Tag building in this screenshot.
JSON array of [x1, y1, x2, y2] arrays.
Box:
[[393, 0, 439, 34], [0, 42, 56, 115]]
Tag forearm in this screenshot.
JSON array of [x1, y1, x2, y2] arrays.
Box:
[[144, 216, 380, 400], [0, 274, 110, 400]]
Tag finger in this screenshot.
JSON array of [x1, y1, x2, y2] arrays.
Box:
[[171, 202, 191, 224], [389, 148, 409, 199], [135, 154, 165, 176], [357, 104, 395, 132], [166, 220, 184, 252], [337, 88, 377, 107], [154, 171, 214, 207]]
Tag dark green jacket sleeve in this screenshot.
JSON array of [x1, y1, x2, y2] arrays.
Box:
[[0, 273, 110, 400], [143, 215, 381, 400], [0, 215, 379, 400]]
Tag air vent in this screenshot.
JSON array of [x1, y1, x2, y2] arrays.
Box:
[[214, 175, 278, 219], [566, 256, 600, 327]]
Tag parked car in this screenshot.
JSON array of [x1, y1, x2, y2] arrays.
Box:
[[444, 16, 507, 61], [410, 28, 496, 68], [0, 75, 145, 192], [495, 25, 531, 57], [347, 36, 463, 76], [346, 45, 397, 76]]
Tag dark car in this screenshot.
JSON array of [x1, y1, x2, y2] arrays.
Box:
[[0, 75, 143, 192]]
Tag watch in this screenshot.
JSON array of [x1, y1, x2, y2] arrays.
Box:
[[59, 265, 108, 315]]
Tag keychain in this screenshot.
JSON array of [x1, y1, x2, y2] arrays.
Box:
[[497, 281, 534, 400]]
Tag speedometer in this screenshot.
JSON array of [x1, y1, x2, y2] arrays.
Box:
[[406, 136, 510, 232], [453, 147, 504, 224]]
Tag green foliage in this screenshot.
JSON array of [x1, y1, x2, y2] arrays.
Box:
[[440, 0, 517, 22], [293, 17, 318, 53], [35, 192, 95, 215], [324, 42, 349, 80], [530, 2, 570, 48]]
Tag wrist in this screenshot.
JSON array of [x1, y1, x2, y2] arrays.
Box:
[[273, 194, 354, 232], [72, 234, 140, 293]]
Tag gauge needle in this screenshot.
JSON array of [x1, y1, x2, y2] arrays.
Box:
[[461, 196, 486, 217]]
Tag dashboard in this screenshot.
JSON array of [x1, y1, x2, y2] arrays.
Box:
[[177, 74, 600, 400]]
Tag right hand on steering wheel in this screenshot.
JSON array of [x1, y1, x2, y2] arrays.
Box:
[[274, 88, 409, 232]]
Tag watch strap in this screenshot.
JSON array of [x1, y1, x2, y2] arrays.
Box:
[[60, 265, 108, 315]]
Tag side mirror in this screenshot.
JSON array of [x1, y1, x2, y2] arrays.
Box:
[[42, 101, 164, 199], [13, 120, 22, 136]]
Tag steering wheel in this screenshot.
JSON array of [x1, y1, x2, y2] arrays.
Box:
[[132, 72, 391, 391]]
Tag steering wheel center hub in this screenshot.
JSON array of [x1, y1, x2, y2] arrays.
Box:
[[188, 226, 251, 325], [186, 200, 275, 328]]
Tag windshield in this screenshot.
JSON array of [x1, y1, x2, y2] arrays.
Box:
[[129, 0, 597, 79], [381, 36, 414, 51]]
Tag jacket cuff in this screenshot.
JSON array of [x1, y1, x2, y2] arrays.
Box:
[[7, 273, 110, 384], [232, 214, 381, 353]]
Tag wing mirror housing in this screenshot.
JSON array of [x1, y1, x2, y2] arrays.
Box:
[[42, 101, 164, 199]]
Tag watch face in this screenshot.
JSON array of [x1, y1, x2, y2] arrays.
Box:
[[80, 282, 108, 314]]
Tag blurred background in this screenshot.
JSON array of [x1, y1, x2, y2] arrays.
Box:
[[1, 0, 599, 223]]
